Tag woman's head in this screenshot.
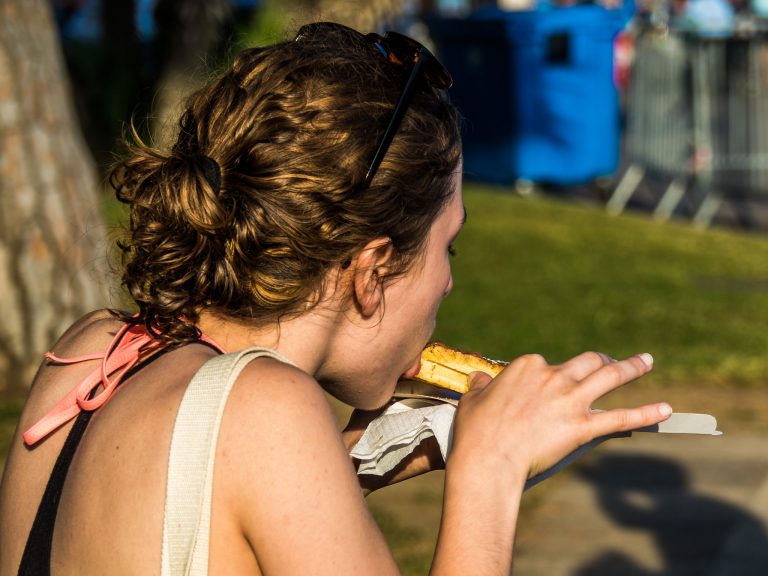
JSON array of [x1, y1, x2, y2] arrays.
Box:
[[112, 22, 462, 342]]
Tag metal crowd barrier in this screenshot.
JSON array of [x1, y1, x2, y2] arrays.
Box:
[[608, 23, 768, 227]]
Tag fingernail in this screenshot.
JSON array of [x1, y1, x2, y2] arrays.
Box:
[[639, 353, 654, 367], [659, 403, 672, 417]]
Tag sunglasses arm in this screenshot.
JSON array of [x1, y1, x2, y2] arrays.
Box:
[[364, 52, 429, 186]]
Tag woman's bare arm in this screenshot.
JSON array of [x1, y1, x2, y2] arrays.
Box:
[[218, 360, 400, 575], [219, 351, 669, 575]]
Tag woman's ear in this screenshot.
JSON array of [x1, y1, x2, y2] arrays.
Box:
[[349, 238, 394, 318]]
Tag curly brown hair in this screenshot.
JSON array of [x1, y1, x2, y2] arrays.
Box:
[[110, 23, 462, 343]]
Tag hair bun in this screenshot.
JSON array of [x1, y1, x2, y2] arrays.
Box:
[[194, 154, 221, 194]]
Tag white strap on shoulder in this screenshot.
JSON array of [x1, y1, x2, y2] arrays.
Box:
[[160, 346, 295, 576]]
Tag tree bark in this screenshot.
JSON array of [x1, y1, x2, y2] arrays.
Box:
[[316, 0, 406, 31], [152, 0, 232, 146], [0, 0, 110, 394]]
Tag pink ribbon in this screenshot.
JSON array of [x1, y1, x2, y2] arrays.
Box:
[[23, 322, 223, 446]]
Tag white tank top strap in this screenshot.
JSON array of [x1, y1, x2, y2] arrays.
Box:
[[160, 346, 295, 576]]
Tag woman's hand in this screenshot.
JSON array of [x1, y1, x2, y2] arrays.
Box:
[[450, 351, 671, 481], [342, 405, 445, 495], [432, 351, 671, 575]]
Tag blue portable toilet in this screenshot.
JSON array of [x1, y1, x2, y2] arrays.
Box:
[[429, 4, 633, 186]]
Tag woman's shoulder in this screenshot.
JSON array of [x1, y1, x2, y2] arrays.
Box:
[[225, 353, 335, 431], [23, 310, 124, 419], [215, 355, 375, 565], [46, 309, 124, 358], [218, 351, 347, 474]]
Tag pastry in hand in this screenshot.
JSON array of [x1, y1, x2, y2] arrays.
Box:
[[401, 342, 507, 396]]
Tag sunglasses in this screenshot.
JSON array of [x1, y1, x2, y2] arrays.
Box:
[[295, 23, 453, 187]]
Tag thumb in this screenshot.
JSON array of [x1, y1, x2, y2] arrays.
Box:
[[467, 371, 493, 392]]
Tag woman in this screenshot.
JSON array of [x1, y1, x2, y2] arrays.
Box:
[[0, 22, 671, 575]]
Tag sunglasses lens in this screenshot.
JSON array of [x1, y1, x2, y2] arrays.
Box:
[[423, 59, 453, 89], [381, 32, 421, 65], [381, 32, 452, 89]]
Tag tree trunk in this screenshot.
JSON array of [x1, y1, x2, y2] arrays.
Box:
[[315, 0, 406, 32], [152, 0, 232, 147], [0, 0, 110, 394]]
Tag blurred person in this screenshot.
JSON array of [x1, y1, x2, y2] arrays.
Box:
[[0, 22, 671, 575], [679, 0, 735, 35]]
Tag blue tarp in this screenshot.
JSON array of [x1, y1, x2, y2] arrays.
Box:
[[429, 4, 633, 186]]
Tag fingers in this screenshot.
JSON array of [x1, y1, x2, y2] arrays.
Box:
[[467, 351, 653, 405], [451, 348, 670, 487], [589, 402, 673, 438], [579, 353, 655, 399], [466, 371, 493, 393], [556, 350, 615, 381]]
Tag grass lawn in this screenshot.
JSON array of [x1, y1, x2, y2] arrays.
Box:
[[355, 185, 768, 574], [2, 184, 767, 574], [437, 184, 768, 388]]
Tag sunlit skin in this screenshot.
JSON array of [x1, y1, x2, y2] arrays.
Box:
[[0, 168, 671, 575]]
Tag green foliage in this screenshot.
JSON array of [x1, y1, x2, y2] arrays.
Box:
[[435, 185, 768, 387], [368, 505, 433, 574], [234, 0, 294, 48]]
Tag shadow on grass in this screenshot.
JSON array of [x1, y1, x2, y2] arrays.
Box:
[[574, 454, 768, 575]]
